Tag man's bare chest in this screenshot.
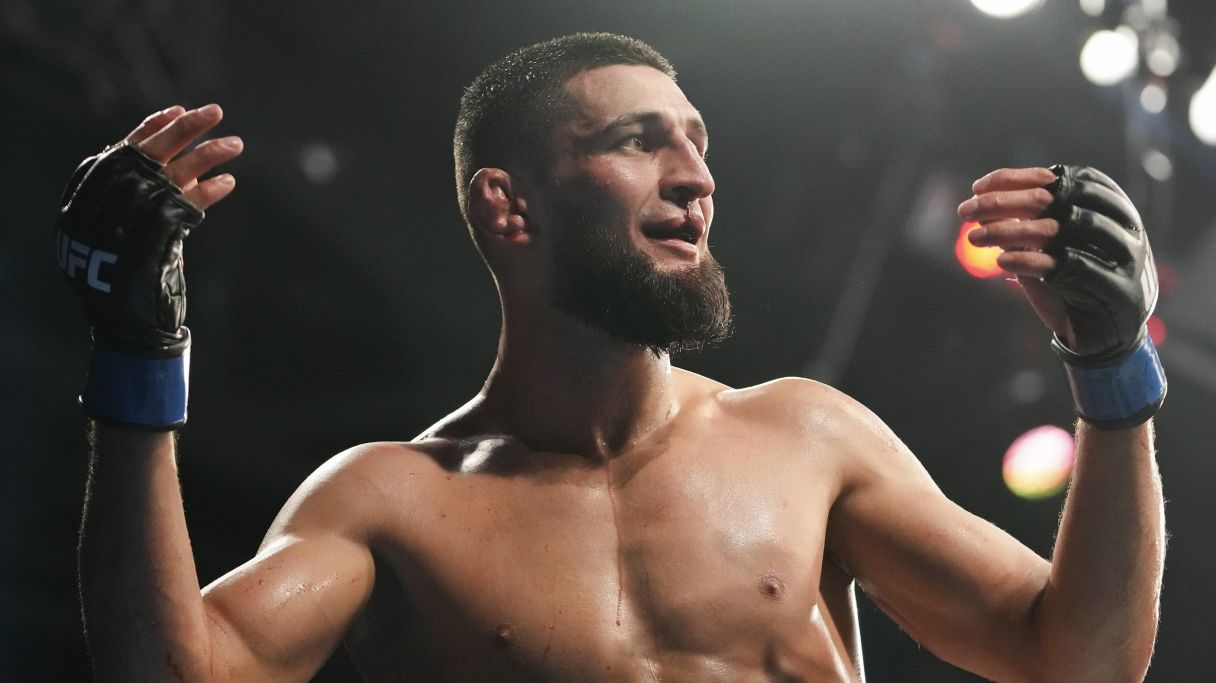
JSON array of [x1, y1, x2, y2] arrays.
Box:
[[346, 441, 850, 681]]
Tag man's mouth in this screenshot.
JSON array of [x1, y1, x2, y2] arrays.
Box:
[[642, 223, 699, 244], [642, 215, 705, 246]]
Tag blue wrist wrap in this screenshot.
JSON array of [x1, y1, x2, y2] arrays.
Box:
[[1055, 333, 1166, 429], [80, 338, 190, 430]]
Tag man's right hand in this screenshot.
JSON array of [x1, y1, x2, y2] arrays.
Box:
[[57, 105, 242, 428], [125, 104, 243, 210]]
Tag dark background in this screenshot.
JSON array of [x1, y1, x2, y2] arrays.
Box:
[[3, 0, 1214, 680]]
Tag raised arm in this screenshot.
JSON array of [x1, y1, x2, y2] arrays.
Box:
[[824, 165, 1164, 682], [823, 395, 1161, 682], [70, 107, 375, 680], [81, 430, 377, 681]]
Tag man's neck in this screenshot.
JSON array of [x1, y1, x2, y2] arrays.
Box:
[[474, 309, 678, 459]]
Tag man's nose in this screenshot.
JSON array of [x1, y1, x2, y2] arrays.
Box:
[[660, 140, 715, 206]]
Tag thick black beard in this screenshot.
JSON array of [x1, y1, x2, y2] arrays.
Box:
[[549, 196, 733, 356]]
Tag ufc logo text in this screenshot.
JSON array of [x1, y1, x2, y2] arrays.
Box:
[[56, 229, 117, 294]]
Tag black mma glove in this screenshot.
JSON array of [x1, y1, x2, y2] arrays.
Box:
[[1042, 164, 1166, 428], [57, 142, 204, 429]]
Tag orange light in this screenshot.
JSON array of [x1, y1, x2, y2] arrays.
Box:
[[1148, 315, 1166, 345], [1003, 425, 1075, 499], [955, 221, 1003, 278]]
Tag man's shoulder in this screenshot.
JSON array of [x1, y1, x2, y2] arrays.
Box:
[[674, 369, 859, 424], [263, 439, 465, 542], [677, 369, 905, 460]]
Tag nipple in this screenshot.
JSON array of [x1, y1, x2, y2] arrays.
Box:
[[759, 574, 786, 601], [494, 623, 514, 648]]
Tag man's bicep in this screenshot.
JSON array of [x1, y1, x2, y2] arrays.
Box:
[[202, 530, 375, 681], [824, 405, 1049, 680], [199, 447, 383, 681]]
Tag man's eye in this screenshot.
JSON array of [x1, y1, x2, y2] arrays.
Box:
[[618, 135, 647, 151]]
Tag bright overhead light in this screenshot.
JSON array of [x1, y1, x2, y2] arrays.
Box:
[[1189, 67, 1216, 145], [1079, 27, 1139, 86], [970, 0, 1045, 19]]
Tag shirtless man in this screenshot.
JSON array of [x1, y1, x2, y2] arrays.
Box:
[[65, 33, 1166, 681]]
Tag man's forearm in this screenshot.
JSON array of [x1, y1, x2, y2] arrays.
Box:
[[79, 424, 213, 680], [1033, 420, 1164, 681]]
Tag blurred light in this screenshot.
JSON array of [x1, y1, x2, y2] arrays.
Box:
[[1139, 82, 1168, 113], [1079, 27, 1139, 86], [1141, 0, 1167, 18], [970, 0, 1045, 19], [1003, 425, 1075, 499], [1145, 33, 1180, 77], [1124, 4, 1150, 31], [1079, 0, 1105, 17], [300, 142, 339, 184], [1189, 67, 1216, 145], [1008, 369, 1047, 404], [956, 221, 1004, 278], [1148, 315, 1167, 344], [1157, 262, 1178, 295], [1141, 148, 1173, 181]]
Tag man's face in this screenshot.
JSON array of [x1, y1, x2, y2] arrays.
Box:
[[538, 64, 732, 354]]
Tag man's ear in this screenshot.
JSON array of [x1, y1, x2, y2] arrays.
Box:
[[468, 168, 532, 245]]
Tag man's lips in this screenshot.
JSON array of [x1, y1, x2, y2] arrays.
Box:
[[641, 214, 706, 245]]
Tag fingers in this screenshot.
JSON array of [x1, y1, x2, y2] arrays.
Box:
[[137, 103, 225, 164], [970, 167, 1057, 194], [996, 250, 1056, 279], [957, 187, 1055, 222], [124, 106, 185, 145], [183, 173, 236, 211], [967, 216, 1059, 279], [968, 218, 1059, 250], [165, 136, 244, 191], [125, 104, 242, 211]]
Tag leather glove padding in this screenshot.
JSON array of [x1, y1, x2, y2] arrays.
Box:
[[57, 143, 203, 356], [1042, 164, 1157, 362]]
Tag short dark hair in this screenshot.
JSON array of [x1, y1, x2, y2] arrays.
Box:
[[453, 33, 676, 231]]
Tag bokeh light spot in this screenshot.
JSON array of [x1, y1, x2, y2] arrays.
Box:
[[1003, 425, 1075, 499], [956, 221, 1003, 278], [300, 142, 339, 185], [1079, 0, 1105, 17], [1007, 369, 1046, 405], [1148, 315, 1166, 345], [1139, 82, 1167, 114], [1189, 67, 1216, 145], [1080, 27, 1139, 86], [970, 0, 1045, 19]]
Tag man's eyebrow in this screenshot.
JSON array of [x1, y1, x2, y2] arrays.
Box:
[[601, 111, 709, 140]]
